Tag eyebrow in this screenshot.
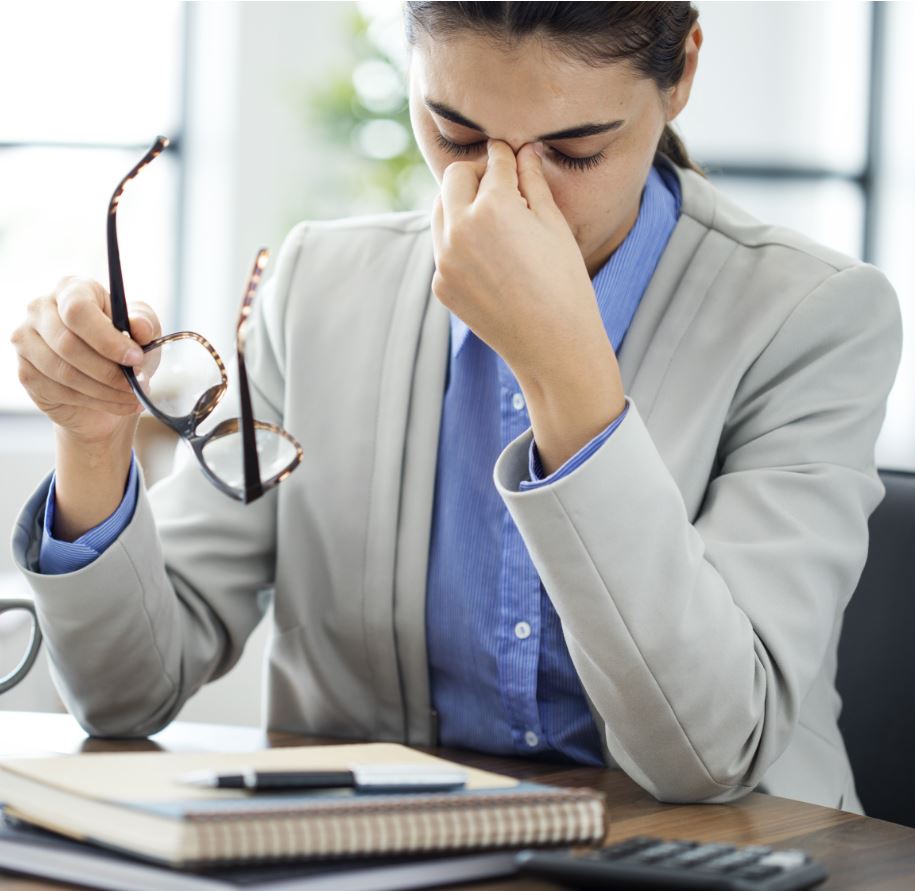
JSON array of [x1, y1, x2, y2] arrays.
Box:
[[425, 98, 624, 141]]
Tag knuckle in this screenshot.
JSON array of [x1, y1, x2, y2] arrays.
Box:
[[25, 295, 44, 316], [435, 253, 458, 282], [57, 293, 90, 328], [472, 196, 497, 222], [431, 270, 453, 305], [26, 294, 55, 323], [54, 274, 78, 294]]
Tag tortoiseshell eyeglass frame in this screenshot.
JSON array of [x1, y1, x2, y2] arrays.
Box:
[[106, 136, 304, 504]]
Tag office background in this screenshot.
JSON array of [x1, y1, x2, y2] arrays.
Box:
[[1, 1, 913, 723]]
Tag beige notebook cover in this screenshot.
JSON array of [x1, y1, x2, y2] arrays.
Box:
[[0, 742, 606, 866]]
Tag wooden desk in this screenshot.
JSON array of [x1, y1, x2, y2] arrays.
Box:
[[1, 711, 913, 890]]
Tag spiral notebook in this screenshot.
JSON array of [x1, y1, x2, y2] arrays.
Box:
[[0, 742, 606, 868]]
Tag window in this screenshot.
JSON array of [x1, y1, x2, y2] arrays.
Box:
[[0, 3, 184, 411], [678, 1, 870, 260], [678, 1, 913, 467]]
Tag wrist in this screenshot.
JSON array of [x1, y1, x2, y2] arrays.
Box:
[[53, 426, 136, 542], [55, 420, 137, 464], [517, 341, 625, 476]]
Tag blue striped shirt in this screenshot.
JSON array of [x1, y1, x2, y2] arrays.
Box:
[[39, 162, 680, 768], [425, 162, 681, 763], [39, 452, 139, 573]]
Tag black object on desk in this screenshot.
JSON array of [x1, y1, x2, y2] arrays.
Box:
[[178, 765, 468, 793], [516, 835, 828, 890]]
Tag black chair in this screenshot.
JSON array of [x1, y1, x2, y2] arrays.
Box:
[[836, 469, 915, 828]]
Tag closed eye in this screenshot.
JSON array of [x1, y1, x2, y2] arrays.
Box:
[[434, 133, 607, 172]]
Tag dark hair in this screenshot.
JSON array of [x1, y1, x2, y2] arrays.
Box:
[[404, 1, 704, 177]]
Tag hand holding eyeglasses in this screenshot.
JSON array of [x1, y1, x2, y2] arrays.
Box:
[[10, 275, 158, 444], [11, 137, 302, 540]]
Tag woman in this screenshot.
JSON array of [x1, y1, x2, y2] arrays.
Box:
[[10, 3, 901, 811]]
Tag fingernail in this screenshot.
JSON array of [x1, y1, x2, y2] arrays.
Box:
[[532, 141, 544, 158], [124, 346, 144, 365]]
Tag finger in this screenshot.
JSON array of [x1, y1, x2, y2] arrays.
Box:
[[127, 301, 163, 346], [516, 142, 559, 215], [33, 303, 135, 393], [431, 191, 444, 253], [18, 328, 138, 406], [440, 159, 484, 219], [56, 278, 146, 366], [478, 139, 519, 197], [20, 357, 141, 417]]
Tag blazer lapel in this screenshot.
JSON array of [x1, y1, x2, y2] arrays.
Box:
[[619, 162, 731, 423], [361, 229, 442, 741], [395, 275, 449, 745]]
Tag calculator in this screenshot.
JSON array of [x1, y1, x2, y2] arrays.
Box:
[[515, 835, 828, 890]]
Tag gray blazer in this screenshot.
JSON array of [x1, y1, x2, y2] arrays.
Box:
[[12, 156, 902, 812]]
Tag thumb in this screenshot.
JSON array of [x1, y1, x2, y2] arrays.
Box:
[[127, 302, 162, 346], [517, 142, 559, 216]]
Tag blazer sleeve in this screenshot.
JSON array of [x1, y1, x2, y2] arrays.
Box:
[[493, 262, 903, 803], [10, 223, 307, 738]]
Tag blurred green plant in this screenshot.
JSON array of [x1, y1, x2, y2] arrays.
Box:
[[303, 4, 434, 214]]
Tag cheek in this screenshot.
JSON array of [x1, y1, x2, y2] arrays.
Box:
[[545, 164, 630, 244], [542, 168, 607, 235]]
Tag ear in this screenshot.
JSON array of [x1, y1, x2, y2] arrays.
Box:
[[666, 23, 703, 122]]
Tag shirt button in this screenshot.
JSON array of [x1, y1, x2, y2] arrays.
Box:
[[511, 392, 525, 412], [514, 621, 532, 640], [524, 730, 539, 748]]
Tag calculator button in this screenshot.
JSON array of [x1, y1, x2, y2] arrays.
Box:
[[756, 849, 809, 870], [637, 842, 696, 863], [630, 841, 694, 863], [597, 837, 660, 859], [702, 848, 768, 871], [668, 843, 735, 867]]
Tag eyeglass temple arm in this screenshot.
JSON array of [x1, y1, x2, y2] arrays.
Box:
[[236, 250, 270, 503], [236, 356, 264, 504], [106, 136, 170, 335]]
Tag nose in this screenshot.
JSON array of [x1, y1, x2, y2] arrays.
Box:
[[487, 137, 524, 156]]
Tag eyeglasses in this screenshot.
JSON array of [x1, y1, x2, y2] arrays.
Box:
[[0, 600, 41, 696], [107, 136, 303, 503]]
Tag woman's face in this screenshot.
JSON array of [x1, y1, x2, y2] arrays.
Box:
[[409, 31, 699, 276]]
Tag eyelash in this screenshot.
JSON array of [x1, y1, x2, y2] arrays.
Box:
[[434, 133, 606, 172]]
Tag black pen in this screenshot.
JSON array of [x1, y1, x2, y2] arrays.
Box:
[[178, 764, 468, 793]]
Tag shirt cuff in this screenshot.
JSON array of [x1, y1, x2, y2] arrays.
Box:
[[38, 453, 140, 575], [522, 400, 630, 490]]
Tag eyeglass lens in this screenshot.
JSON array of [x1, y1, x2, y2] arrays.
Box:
[[135, 335, 299, 491], [201, 424, 301, 491]]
